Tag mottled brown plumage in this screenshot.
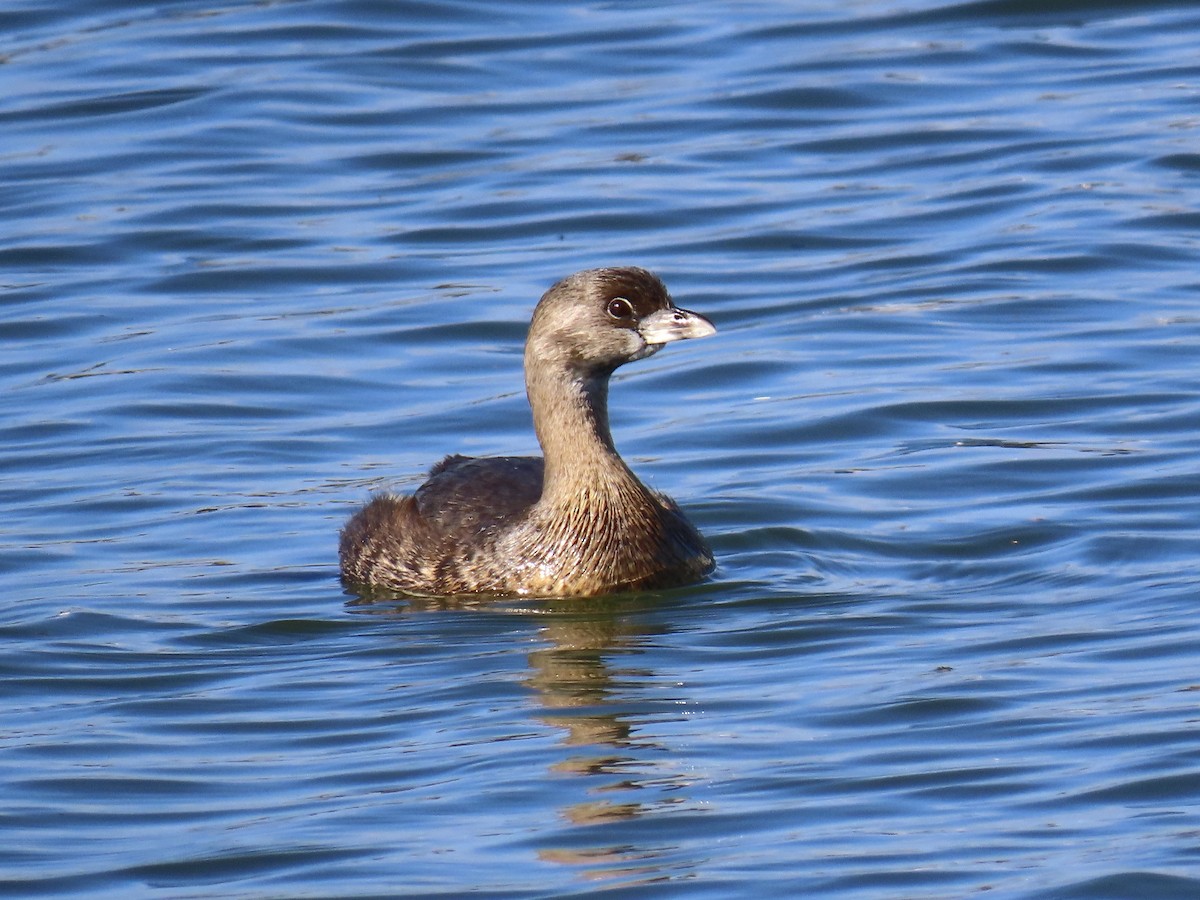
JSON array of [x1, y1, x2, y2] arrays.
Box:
[[339, 266, 716, 597]]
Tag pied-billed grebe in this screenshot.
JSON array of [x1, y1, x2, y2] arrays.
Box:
[[339, 266, 716, 598]]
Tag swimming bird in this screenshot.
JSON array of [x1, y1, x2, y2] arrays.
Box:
[[339, 266, 716, 597]]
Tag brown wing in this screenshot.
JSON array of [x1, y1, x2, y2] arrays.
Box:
[[414, 454, 544, 535]]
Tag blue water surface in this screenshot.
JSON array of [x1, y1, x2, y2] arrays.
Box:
[[3, 1, 1200, 897]]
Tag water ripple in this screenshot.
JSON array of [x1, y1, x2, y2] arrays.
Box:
[[3, 0, 1200, 897]]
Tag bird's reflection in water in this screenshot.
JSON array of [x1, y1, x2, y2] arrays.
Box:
[[521, 596, 697, 882], [348, 590, 699, 884]]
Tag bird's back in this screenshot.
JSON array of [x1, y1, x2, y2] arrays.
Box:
[[338, 454, 544, 593], [414, 454, 543, 535]]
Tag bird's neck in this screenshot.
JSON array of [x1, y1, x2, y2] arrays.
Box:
[[526, 361, 643, 506]]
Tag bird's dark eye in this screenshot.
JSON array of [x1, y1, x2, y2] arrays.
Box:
[[607, 297, 634, 320]]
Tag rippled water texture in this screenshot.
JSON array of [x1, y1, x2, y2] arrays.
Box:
[[4, 1, 1200, 897]]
